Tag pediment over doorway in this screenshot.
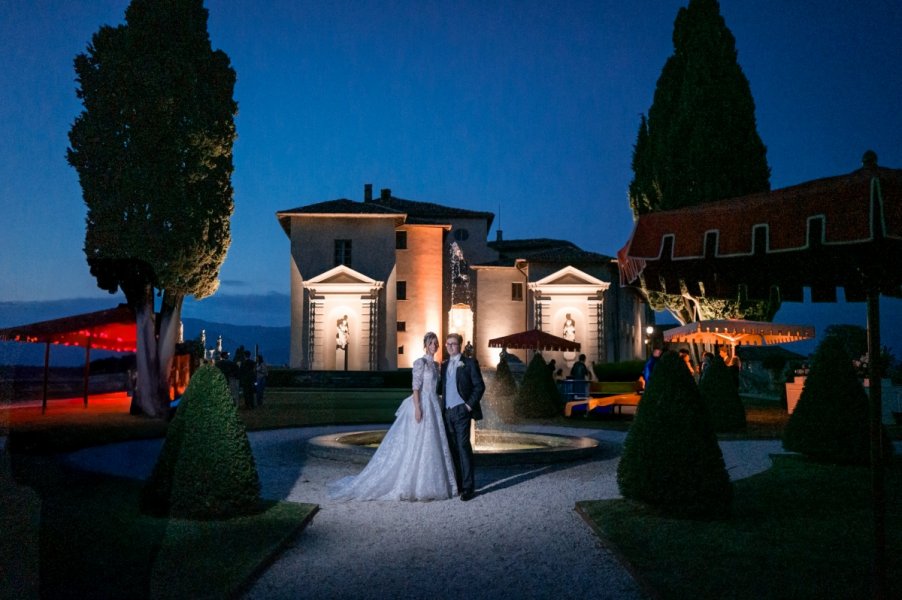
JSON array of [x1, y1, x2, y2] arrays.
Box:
[[304, 265, 384, 295], [531, 266, 609, 293], [307, 264, 378, 285]]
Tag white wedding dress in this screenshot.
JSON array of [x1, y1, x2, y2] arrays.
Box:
[[328, 356, 458, 501]]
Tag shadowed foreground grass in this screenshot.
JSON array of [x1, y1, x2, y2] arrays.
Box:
[[578, 454, 902, 599], [5, 454, 315, 599], [1, 388, 412, 599]]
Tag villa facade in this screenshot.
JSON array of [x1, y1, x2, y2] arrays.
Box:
[[276, 185, 652, 372]]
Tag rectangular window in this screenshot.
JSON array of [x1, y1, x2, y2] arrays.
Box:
[[334, 239, 352, 267], [397, 321, 406, 332], [511, 282, 523, 301], [398, 346, 404, 355], [396, 231, 407, 249], [397, 281, 407, 300]]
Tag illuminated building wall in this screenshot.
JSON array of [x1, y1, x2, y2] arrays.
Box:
[[278, 188, 651, 373], [284, 213, 400, 370], [473, 265, 529, 367], [396, 224, 446, 366]]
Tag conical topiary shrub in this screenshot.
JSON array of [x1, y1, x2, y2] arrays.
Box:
[[698, 354, 747, 433], [617, 351, 732, 518], [141, 364, 261, 519], [494, 357, 518, 397], [513, 353, 559, 419], [484, 357, 518, 423], [783, 335, 893, 465]]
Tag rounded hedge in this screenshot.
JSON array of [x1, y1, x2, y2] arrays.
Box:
[[617, 351, 732, 518], [698, 354, 747, 433], [141, 364, 261, 519], [783, 335, 893, 465]]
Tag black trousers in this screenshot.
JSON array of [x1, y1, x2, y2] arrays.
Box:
[[444, 404, 474, 494]]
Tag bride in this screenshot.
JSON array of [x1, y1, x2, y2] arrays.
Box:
[[328, 332, 458, 501]]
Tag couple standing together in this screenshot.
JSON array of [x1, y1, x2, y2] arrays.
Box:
[[329, 332, 485, 502]]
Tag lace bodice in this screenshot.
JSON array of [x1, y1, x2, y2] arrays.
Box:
[[412, 356, 439, 392]]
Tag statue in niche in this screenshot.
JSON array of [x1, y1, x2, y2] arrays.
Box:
[[562, 313, 576, 341], [336, 315, 350, 350]]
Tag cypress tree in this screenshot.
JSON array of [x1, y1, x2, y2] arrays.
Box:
[[627, 0, 775, 323], [629, 0, 769, 214], [617, 352, 732, 518]]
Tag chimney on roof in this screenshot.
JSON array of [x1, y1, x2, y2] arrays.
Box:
[[380, 188, 391, 200], [364, 183, 373, 202], [496, 229, 503, 242]]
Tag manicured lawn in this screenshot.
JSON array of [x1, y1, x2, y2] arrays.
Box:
[[578, 454, 902, 599]]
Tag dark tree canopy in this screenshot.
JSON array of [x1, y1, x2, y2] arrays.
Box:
[[68, 0, 237, 300], [629, 0, 770, 216]]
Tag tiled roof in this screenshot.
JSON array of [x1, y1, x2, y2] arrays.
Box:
[[277, 198, 404, 216], [275, 199, 405, 235], [516, 246, 613, 264], [371, 195, 494, 229], [489, 238, 611, 262], [477, 238, 612, 267]]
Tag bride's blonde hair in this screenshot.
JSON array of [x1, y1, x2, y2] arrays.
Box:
[[423, 331, 438, 348]]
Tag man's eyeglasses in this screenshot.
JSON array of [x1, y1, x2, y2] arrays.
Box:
[[445, 342, 459, 347]]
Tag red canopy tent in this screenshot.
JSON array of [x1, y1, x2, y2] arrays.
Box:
[[0, 305, 136, 412], [618, 153, 900, 595], [488, 329, 581, 353]]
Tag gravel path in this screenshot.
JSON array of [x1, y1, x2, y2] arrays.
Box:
[[64, 426, 783, 600]]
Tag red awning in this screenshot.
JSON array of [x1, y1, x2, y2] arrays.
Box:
[[0, 304, 136, 353], [618, 160, 902, 302]]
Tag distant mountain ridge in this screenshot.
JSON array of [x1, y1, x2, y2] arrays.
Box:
[[181, 318, 289, 366]]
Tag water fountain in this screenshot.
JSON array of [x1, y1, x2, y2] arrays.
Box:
[[306, 243, 601, 465], [306, 371, 601, 466]]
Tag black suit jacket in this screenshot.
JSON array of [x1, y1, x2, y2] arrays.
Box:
[[439, 355, 485, 421]]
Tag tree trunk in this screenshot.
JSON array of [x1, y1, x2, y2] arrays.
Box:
[[156, 292, 184, 406], [130, 284, 167, 417]]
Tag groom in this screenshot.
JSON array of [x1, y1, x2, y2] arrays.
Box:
[[439, 333, 485, 501]]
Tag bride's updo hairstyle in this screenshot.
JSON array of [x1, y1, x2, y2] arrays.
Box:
[[423, 332, 438, 348]]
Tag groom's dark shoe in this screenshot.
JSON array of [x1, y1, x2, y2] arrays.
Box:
[[460, 491, 475, 501]]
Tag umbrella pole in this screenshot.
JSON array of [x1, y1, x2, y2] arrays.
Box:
[[866, 288, 886, 600], [82, 342, 91, 409], [41, 342, 50, 415]]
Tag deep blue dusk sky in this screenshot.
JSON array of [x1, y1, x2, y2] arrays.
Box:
[[1, 0, 900, 353]]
